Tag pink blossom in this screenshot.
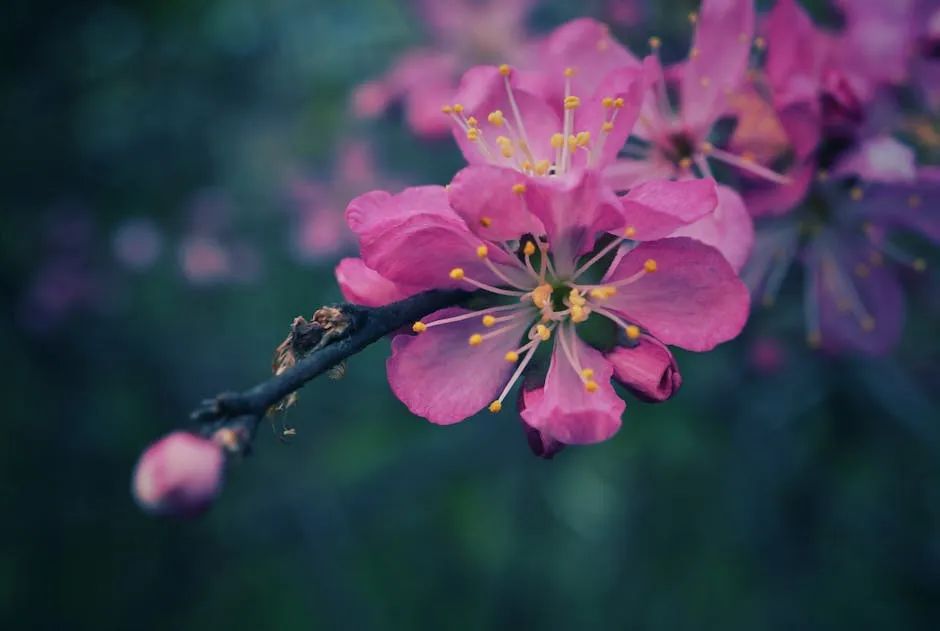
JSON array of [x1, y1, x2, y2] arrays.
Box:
[[132, 431, 224, 518], [337, 168, 749, 448]]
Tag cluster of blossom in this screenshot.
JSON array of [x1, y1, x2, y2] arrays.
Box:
[[135, 0, 938, 516]]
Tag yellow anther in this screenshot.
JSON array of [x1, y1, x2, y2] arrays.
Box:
[[575, 131, 591, 147], [741, 152, 756, 163], [500, 145, 514, 158], [568, 288, 586, 307], [601, 121, 614, 133], [412, 321, 427, 333], [488, 400, 503, 413], [441, 105, 453, 114], [564, 67, 576, 77], [625, 325, 641, 340], [700, 76, 712, 88], [585, 380, 599, 393], [512, 183, 527, 194], [550, 132, 565, 148], [581, 368, 595, 379], [690, 47, 700, 60], [521, 160, 533, 172], [644, 259, 658, 273], [466, 128, 480, 141], [602, 96, 614, 108], [678, 157, 693, 169], [523, 241, 537, 257], [482, 314, 496, 327], [564, 96, 582, 110], [453, 103, 464, 113], [689, 11, 698, 24], [534, 160, 551, 175], [469, 333, 484, 346], [913, 258, 927, 272], [649, 36, 662, 50], [487, 110, 505, 126], [860, 317, 876, 332], [589, 286, 617, 300], [700, 141, 714, 154], [480, 216, 492, 228], [504, 351, 519, 363], [498, 64, 511, 76], [567, 134, 578, 150], [908, 195, 922, 208], [754, 36, 766, 50], [449, 267, 465, 280], [624, 225, 637, 238], [613, 97, 624, 108], [495, 135, 511, 145], [466, 116, 478, 127], [850, 187, 864, 201], [536, 324, 552, 341], [476, 245, 488, 258], [531, 283, 552, 308], [571, 305, 589, 323]]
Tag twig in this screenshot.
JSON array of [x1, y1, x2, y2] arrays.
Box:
[[190, 288, 470, 453]]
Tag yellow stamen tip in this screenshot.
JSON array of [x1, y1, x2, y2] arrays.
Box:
[[498, 64, 511, 77], [624, 225, 636, 238], [412, 322, 427, 333], [476, 245, 489, 259], [585, 380, 599, 393], [613, 97, 624, 108], [850, 187, 864, 201], [534, 160, 551, 175], [536, 324, 551, 341], [700, 141, 714, 154], [469, 333, 484, 346], [449, 267, 465, 280], [581, 368, 594, 379], [550, 132, 565, 149], [564, 67, 575, 78], [479, 216, 492, 228], [512, 183, 527, 194], [575, 131, 591, 147], [678, 157, 693, 169], [689, 11, 698, 23], [807, 332, 822, 348], [644, 259, 658, 273], [466, 116, 478, 127], [860, 317, 876, 332], [488, 400, 503, 413], [754, 36, 766, 50], [482, 315, 496, 327], [441, 105, 453, 114], [625, 324, 641, 340], [601, 121, 614, 133], [913, 258, 927, 272], [523, 241, 537, 257], [649, 36, 661, 50], [453, 103, 464, 113], [563, 95, 582, 110], [602, 96, 614, 108], [466, 128, 480, 141], [487, 110, 504, 126], [504, 351, 519, 363]]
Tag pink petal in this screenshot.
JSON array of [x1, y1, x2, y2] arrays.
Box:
[[764, 0, 825, 108], [681, 0, 756, 135], [605, 337, 682, 402], [132, 432, 224, 518], [620, 178, 719, 240], [523, 170, 623, 275], [603, 157, 676, 191], [742, 160, 814, 217], [668, 185, 754, 272], [404, 80, 458, 139], [448, 166, 544, 241], [387, 308, 528, 425], [520, 333, 625, 444], [335, 257, 421, 307], [604, 237, 751, 351]]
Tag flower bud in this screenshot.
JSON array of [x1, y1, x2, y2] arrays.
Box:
[[132, 431, 224, 518], [517, 377, 565, 459], [606, 338, 681, 403]]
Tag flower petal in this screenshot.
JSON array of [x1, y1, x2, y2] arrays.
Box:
[[620, 178, 719, 240], [520, 332, 625, 444], [448, 166, 544, 241], [387, 308, 528, 425], [604, 237, 751, 351], [603, 157, 677, 191], [680, 0, 756, 134], [335, 257, 421, 307], [605, 338, 682, 402], [668, 185, 754, 272]]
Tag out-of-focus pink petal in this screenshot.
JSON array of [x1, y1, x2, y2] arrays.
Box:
[[680, 0, 756, 134], [668, 185, 754, 272], [523, 170, 623, 274], [448, 166, 544, 241], [833, 135, 917, 183], [351, 81, 392, 119], [620, 178, 719, 241], [764, 0, 825, 108], [606, 337, 681, 402], [520, 333, 625, 444], [387, 308, 526, 425], [133, 432, 224, 518], [855, 176, 940, 244], [743, 161, 815, 217], [335, 257, 421, 307], [603, 157, 676, 191], [404, 81, 458, 139], [604, 237, 750, 351]]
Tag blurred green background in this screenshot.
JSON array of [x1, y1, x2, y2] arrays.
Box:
[[3, 0, 940, 629]]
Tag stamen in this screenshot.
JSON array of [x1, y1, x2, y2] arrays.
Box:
[[707, 147, 791, 184], [571, 229, 636, 281], [625, 324, 641, 340], [488, 333, 542, 413], [502, 71, 535, 163]]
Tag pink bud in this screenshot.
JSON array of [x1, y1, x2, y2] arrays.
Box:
[[132, 431, 224, 517]]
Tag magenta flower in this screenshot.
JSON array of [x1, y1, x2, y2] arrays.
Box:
[[336, 168, 749, 447], [132, 431, 225, 518], [351, 0, 537, 138]]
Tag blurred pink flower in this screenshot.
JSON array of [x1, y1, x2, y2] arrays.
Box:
[[177, 189, 262, 284], [352, 0, 538, 138], [133, 431, 224, 518]]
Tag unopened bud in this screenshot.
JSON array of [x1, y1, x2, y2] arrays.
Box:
[[132, 431, 224, 518]]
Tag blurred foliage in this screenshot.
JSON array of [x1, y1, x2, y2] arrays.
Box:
[[2, 0, 940, 629]]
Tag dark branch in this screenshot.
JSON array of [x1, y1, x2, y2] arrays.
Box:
[[191, 288, 470, 451]]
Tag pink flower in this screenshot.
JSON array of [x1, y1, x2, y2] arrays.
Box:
[[351, 0, 537, 138], [337, 168, 749, 448], [132, 432, 224, 518]]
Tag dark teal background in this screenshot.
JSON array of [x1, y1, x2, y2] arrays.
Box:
[[3, 0, 940, 628]]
